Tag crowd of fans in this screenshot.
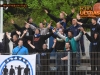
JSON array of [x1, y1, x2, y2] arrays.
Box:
[[0, 8, 100, 75]]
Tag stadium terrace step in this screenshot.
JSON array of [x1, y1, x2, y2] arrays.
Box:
[[50, 59, 91, 74], [50, 56, 90, 63]]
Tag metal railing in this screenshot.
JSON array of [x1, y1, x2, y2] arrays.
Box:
[[1, 52, 100, 75]]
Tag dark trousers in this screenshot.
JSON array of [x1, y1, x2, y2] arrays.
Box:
[[40, 64, 49, 75], [89, 43, 92, 57], [62, 60, 68, 75], [71, 53, 76, 75], [91, 52, 100, 75], [77, 42, 81, 65], [79, 36, 85, 53], [40, 55, 50, 75], [62, 51, 68, 75], [56, 52, 64, 75]]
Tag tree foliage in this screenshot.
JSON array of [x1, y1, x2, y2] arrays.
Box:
[[3, 0, 97, 32]]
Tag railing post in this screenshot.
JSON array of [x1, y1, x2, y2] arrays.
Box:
[[68, 52, 70, 75], [0, 0, 3, 33]]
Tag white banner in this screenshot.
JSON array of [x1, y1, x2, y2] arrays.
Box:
[[0, 55, 36, 75]]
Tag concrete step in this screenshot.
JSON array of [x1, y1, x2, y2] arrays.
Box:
[[76, 63, 91, 70], [50, 63, 92, 74], [50, 56, 90, 63], [50, 63, 91, 70], [49, 71, 86, 75]]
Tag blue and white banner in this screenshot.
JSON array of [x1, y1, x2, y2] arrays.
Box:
[[0, 55, 36, 75]]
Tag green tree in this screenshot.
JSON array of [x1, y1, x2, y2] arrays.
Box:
[[3, 0, 97, 32]]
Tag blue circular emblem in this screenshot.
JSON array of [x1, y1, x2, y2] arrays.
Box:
[[0, 56, 34, 75]]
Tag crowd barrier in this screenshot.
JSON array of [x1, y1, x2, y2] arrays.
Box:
[[0, 52, 100, 75]]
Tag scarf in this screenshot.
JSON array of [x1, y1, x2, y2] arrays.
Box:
[[34, 34, 40, 37]]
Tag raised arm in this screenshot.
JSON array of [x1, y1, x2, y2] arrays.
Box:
[[74, 32, 82, 41], [52, 29, 66, 41], [83, 31, 93, 42], [81, 18, 89, 23], [44, 9, 59, 22], [41, 23, 52, 35], [82, 23, 91, 28], [27, 40, 40, 52], [27, 40, 35, 49], [42, 32, 53, 40], [20, 30, 28, 38], [52, 39, 56, 48], [52, 33, 58, 38], [30, 24, 36, 31], [24, 21, 36, 31], [11, 19, 22, 31], [56, 37, 65, 42], [6, 32, 11, 40], [66, 8, 75, 23], [69, 8, 75, 17], [16, 31, 21, 38], [56, 32, 66, 41], [13, 24, 22, 31], [45, 23, 52, 33], [77, 21, 91, 28], [74, 27, 84, 41], [48, 39, 56, 52]]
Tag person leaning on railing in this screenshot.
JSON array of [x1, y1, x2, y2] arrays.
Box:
[[61, 42, 72, 75]]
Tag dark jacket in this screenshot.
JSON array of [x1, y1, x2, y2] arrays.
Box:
[[12, 24, 35, 53], [11, 31, 18, 38], [64, 24, 81, 38], [10, 38, 18, 48], [52, 33, 65, 51], [2, 33, 10, 54], [76, 18, 89, 38], [13, 24, 34, 36], [47, 13, 73, 23], [0, 42, 4, 53], [68, 24, 81, 36], [24, 32, 53, 50], [85, 33, 100, 52], [77, 18, 89, 23], [35, 48, 54, 65], [47, 13, 74, 29], [82, 23, 100, 38]]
